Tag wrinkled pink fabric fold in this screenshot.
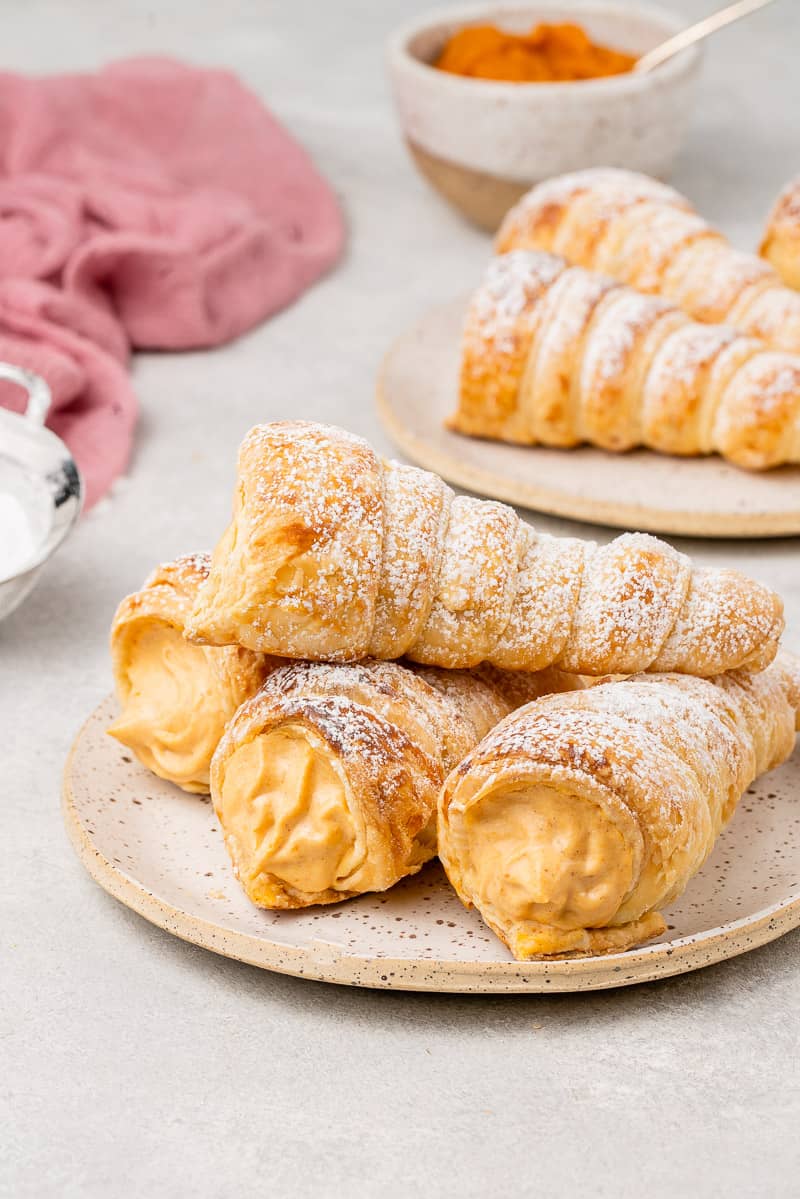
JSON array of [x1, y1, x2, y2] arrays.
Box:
[[0, 58, 345, 506]]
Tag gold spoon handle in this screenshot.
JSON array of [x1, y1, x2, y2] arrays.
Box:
[[634, 0, 778, 74]]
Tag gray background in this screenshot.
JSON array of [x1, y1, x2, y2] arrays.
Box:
[[2, 2, 799, 1196]]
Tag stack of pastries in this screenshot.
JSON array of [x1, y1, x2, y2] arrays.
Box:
[[449, 167, 800, 469], [109, 420, 799, 961]]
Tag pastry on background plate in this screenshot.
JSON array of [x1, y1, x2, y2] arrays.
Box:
[[452, 250, 800, 469], [761, 177, 800, 291], [109, 554, 277, 793], [497, 167, 800, 355], [186, 421, 784, 676], [439, 656, 800, 959]]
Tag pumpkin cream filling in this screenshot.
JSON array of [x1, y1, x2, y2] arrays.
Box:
[[108, 622, 230, 793], [217, 726, 367, 904], [460, 783, 640, 956]]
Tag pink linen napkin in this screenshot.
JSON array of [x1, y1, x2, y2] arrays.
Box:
[[0, 58, 345, 506]]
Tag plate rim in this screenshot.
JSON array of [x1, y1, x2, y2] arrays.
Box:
[[63, 697, 800, 994], [376, 297, 800, 540]]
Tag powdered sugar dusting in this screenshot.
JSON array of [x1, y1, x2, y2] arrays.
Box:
[[448, 666, 796, 910], [524, 267, 618, 441], [170, 551, 211, 579], [507, 168, 687, 223], [370, 460, 452, 657], [195, 422, 385, 659], [459, 245, 800, 467], [145, 551, 211, 591], [195, 421, 781, 676], [498, 170, 800, 355], [280, 694, 402, 771], [649, 322, 739, 394], [655, 567, 783, 675], [490, 529, 586, 670], [579, 287, 674, 402], [604, 205, 714, 292], [408, 494, 520, 666], [562, 534, 691, 674], [735, 283, 800, 352], [467, 251, 566, 356]]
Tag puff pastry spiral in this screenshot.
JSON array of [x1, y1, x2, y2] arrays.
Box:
[[187, 422, 783, 676], [211, 658, 583, 908], [109, 554, 277, 793], [439, 655, 800, 959], [497, 168, 800, 355], [454, 250, 800, 469], [761, 177, 800, 291]]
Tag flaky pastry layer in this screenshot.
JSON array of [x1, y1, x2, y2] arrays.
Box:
[[108, 554, 276, 792], [453, 250, 800, 469], [210, 658, 584, 908], [497, 167, 800, 355], [186, 422, 783, 674], [761, 177, 800, 292], [439, 656, 800, 960]]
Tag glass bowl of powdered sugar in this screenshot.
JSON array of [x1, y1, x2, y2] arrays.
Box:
[[0, 364, 82, 623]]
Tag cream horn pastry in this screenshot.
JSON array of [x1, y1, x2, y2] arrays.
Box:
[[439, 656, 800, 960], [453, 250, 800, 470], [761, 177, 800, 291], [186, 422, 783, 675], [497, 167, 800, 354], [109, 554, 278, 793], [210, 659, 585, 909]]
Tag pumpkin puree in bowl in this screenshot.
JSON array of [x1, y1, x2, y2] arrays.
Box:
[[435, 21, 637, 82]]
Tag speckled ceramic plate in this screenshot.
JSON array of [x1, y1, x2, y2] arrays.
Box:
[[376, 298, 800, 539], [63, 698, 800, 992]]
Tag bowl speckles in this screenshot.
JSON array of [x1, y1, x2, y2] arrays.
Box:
[[63, 697, 800, 992]]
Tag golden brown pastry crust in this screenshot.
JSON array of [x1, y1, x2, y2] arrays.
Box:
[[108, 554, 277, 793], [761, 177, 800, 291], [439, 655, 800, 960], [497, 167, 800, 354], [454, 251, 800, 469], [210, 658, 585, 909], [186, 422, 783, 675]]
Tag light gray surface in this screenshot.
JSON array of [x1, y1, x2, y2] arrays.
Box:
[[2, 2, 799, 1196]]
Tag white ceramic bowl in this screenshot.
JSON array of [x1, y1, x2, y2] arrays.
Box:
[[0, 366, 82, 623], [387, 2, 702, 229]]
